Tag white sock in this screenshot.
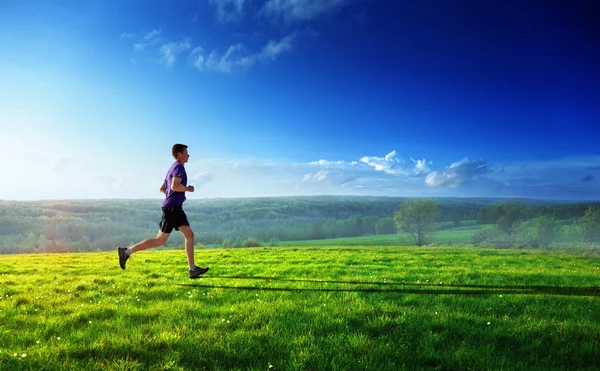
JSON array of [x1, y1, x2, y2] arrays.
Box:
[[125, 247, 133, 255], [189, 264, 197, 270]]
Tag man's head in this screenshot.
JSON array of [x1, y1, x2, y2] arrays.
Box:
[[172, 144, 189, 164]]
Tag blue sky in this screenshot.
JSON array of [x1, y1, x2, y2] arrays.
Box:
[[1, 0, 599, 201]]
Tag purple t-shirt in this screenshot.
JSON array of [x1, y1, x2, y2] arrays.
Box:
[[162, 161, 187, 208]]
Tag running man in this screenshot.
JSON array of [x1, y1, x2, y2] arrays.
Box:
[[118, 144, 209, 279]]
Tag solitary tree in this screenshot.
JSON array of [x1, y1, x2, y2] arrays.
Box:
[[394, 198, 439, 246]]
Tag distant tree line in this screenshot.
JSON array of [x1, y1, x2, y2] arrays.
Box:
[[470, 204, 600, 248], [392, 198, 600, 249], [0, 196, 598, 254]]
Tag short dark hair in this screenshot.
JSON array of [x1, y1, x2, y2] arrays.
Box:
[[172, 144, 188, 159]]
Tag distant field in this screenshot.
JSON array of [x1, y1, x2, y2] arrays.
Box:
[[1, 245, 599, 370], [278, 225, 484, 247]]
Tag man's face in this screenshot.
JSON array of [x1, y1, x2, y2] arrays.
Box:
[[178, 149, 190, 163]]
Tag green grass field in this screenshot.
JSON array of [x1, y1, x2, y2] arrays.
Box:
[[1, 245, 599, 370], [278, 225, 484, 247]]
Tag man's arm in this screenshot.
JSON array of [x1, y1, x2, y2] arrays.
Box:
[[159, 182, 166, 194], [171, 176, 194, 192]]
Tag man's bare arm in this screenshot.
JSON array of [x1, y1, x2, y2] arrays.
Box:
[[159, 182, 166, 194], [171, 176, 194, 192]]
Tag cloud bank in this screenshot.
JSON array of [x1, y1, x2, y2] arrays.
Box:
[[3, 146, 599, 200]]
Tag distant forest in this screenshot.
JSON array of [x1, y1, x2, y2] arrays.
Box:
[[1, 196, 598, 254]]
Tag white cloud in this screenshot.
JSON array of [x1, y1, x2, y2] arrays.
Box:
[[193, 35, 295, 73], [120, 32, 135, 39], [258, 34, 295, 61], [190, 46, 205, 69], [303, 169, 329, 182], [144, 29, 162, 41], [260, 0, 352, 23], [210, 0, 247, 23], [310, 159, 345, 166], [411, 157, 432, 176], [425, 157, 488, 188], [360, 150, 430, 177], [208, 0, 353, 25], [160, 40, 191, 67], [133, 29, 162, 51], [302, 169, 359, 188], [360, 150, 407, 175], [204, 43, 248, 73], [191, 172, 214, 187]]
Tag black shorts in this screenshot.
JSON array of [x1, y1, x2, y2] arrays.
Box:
[[159, 207, 190, 233]]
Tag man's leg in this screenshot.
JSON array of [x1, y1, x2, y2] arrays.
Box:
[[131, 231, 170, 253], [178, 225, 195, 268], [118, 231, 170, 269], [179, 225, 209, 278]]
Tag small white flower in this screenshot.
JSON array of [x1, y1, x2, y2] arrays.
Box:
[[57, 337, 61, 340], [22, 353, 27, 358], [487, 322, 491, 325]]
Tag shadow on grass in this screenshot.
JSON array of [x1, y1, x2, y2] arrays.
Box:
[[176, 275, 600, 297]]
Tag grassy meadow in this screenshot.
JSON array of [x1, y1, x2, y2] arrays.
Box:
[[277, 226, 482, 247], [1, 245, 599, 370]]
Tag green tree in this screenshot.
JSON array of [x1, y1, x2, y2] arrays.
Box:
[[496, 208, 523, 236], [532, 215, 556, 247], [515, 215, 556, 248], [394, 199, 439, 246], [452, 213, 462, 227], [579, 206, 600, 242], [243, 237, 262, 247], [376, 217, 397, 235]]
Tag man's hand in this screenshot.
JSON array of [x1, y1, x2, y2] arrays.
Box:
[[187, 185, 195, 192]]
